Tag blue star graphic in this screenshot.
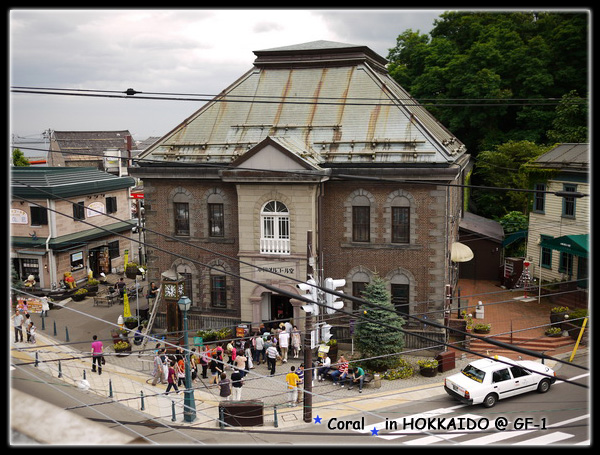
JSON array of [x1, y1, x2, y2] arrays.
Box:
[[314, 415, 322, 424], [370, 427, 379, 436]]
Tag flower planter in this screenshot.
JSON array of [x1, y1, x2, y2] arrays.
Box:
[[419, 367, 437, 377], [72, 293, 87, 302], [550, 312, 568, 324], [474, 328, 490, 334], [115, 345, 132, 356]]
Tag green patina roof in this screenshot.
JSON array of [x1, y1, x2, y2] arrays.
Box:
[[11, 167, 135, 199]]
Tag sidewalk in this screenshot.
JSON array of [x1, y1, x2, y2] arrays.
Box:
[[11, 278, 581, 431]]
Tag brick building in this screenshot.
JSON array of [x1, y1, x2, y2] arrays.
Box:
[[11, 167, 136, 290], [132, 41, 471, 339]]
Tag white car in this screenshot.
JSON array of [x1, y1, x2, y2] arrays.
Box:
[[444, 356, 556, 408]]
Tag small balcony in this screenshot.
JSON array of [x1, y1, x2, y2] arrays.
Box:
[[260, 238, 290, 255]]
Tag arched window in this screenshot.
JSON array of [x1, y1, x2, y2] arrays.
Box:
[[260, 201, 290, 254]]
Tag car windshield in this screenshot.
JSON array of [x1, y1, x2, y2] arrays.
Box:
[[461, 364, 485, 383]]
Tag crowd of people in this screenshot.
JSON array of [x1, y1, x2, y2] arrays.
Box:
[[145, 320, 364, 406]]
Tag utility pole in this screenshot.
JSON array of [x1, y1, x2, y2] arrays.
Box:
[[303, 230, 313, 423]]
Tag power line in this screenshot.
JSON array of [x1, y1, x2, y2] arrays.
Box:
[[10, 86, 589, 107], [10, 145, 590, 199], [11, 177, 588, 324]]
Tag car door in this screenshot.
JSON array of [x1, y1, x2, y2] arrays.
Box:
[[510, 365, 537, 392], [491, 368, 518, 399]]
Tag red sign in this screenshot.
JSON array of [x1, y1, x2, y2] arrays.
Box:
[[130, 192, 144, 199]]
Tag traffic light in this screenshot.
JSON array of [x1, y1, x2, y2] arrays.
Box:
[[321, 323, 332, 343], [297, 278, 319, 315], [324, 278, 345, 314]]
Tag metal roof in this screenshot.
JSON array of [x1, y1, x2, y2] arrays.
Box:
[[11, 167, 135, 199], [138, 41, 467, 170], [531, 143, 589, 170]]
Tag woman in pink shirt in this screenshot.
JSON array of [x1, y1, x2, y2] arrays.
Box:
[[91, 335, 104, 375]]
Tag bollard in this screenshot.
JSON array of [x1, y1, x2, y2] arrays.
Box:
[[41, 314, 45, 331], [53, 321, 57, 336], [65, 327, 70, 342], [140, 391, 145, 411], [219, 406, 225, 429], [273, 405, 278, 428], [108, 379, 113, 398], [58, 360, 62, 378], [171, 401, 176, 422], [83, 370, 86, 380], [35, 352, 39, 367]]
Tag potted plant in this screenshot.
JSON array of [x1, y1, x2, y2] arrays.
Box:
[[417, 359, 439, 377], [473, 323, 491, 334], [85, 278, 99, 296], [114, 340, 132, 355], [124, 316, 139, 329], [550, 306, 570, 324], [544, 327, 562, 337], [461, 311, 473, 332], [326, 339, 338, 360], [125, 262, 142, 279], [72, 288, 88, 302]]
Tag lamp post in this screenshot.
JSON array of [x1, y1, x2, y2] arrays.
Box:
[[177, 295, 196, 422]]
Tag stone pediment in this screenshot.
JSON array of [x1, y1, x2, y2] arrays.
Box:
[[223, 136, 329, 182]]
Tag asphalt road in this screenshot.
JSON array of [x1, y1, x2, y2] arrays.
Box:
[[10, 350, 589, 446]]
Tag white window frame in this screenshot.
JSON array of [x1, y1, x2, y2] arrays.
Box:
[[260, 201, 290, 254]]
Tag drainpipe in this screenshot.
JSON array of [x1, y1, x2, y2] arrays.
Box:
[[45, 199, 57, 288]]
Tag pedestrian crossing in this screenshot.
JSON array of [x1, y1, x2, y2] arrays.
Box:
[[354, 406, 589, 445]]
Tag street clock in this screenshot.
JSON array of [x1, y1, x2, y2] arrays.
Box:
[[163, 279, 185, 301]]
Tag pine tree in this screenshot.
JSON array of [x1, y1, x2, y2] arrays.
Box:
[[354, 276, 405, 371]]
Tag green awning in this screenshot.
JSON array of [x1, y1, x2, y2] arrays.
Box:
[[539, 234, 589, 258], [11, 219, 137, 250], [502, 231, 527, 247]]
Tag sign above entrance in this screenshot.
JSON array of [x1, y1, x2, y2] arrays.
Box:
[[254, 261, 299, 280]]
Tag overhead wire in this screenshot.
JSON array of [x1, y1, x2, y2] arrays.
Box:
[[11, 177, 588, 339], [10, 85, 589, 107]]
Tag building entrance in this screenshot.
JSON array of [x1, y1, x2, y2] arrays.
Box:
[[270, 294, 293, 322]]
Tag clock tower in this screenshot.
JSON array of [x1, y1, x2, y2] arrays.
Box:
[[161, 269, 186, 343]]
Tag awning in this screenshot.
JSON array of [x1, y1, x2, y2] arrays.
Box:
[[451, 242, 474, 262], [502, 231, 527, 247], [539, 234, 589, 259]]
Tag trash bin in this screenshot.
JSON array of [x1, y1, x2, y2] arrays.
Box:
[[373, 374, 381, 388], [436, 350, 456, 373], [219, 400, 264, 427]]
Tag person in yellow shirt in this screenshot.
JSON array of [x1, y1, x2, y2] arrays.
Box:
[[285, 366, 300, 407]]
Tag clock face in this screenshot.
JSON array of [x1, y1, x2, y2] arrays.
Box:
[[177, 283, 185, 297], [164, 284, 177, 298]]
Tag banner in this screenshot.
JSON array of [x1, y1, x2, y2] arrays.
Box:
[[123, 293, 131, 318], [124, 249, 129, 269]]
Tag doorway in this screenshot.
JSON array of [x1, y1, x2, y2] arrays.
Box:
[[89, 246, 111, 278]]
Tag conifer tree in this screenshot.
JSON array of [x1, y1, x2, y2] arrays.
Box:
[[354, 276, 405, 371]]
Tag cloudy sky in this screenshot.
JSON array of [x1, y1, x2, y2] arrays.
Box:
[[10, 8, 446, 147]]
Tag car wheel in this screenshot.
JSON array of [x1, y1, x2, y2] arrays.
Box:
[[483, 393, 498, 408], [537, 378, 551, 393]]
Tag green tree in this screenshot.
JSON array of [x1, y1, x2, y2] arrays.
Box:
[[387, 11, 589, 156], [12, 148, 30, 166], [354, 276, 405, 372], [499, 211, 529, 257], [546, 90, 589, 143], [470, 140, 550, 218]]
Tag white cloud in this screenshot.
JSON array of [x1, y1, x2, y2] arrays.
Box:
[[10, 8, 442, 140]]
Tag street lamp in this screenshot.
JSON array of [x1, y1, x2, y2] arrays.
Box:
[[177, 295, 196, 422]]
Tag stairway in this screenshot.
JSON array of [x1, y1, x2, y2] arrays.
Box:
[[466, 333, 576, 360]]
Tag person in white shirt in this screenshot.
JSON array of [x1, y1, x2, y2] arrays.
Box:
[[278, 330, 290, 363], [317, 354, 331, 381]]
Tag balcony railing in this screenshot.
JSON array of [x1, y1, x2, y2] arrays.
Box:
[[260, 238, 290, 255]]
